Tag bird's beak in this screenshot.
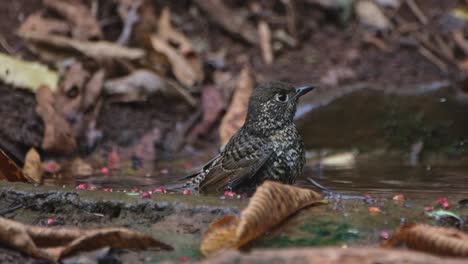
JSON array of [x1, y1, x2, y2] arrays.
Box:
[[295, 86, 316, 97]]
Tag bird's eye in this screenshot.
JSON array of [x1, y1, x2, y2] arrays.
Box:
[[275, 93, 288, 102]]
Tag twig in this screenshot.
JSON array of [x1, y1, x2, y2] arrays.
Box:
[[117, 0, 142, 45], [0, 35, 15, 54], [453, 30, 468, 56], [166, 79, 198, 107], [0, 204, 23, 216], [363, 33, 392, 52], [405, 0, 428, 25], [307, 178, 366, 200], [418, 46, 448, 72], [281, 0, 298, 40], [258, 21, 273, 65]]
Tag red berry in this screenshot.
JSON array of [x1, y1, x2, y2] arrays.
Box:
[[183, 189, 190, 195], [100, 167, 109, 175], [47, 218, 54, 225], [76, 183, 88, 190], [140, 191, 151, 199], [154, 187, 167, 194], [379, 230, 390, 240]]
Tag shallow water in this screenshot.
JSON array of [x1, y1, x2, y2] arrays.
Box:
[[43, 86, 468, 199]]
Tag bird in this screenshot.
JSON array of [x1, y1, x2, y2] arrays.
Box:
[[174, 81, 315, 194]]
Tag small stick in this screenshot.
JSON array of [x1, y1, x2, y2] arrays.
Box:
[[405, 0, 428, 25], [0, 204, 23, 216], [307, 178, 365, 200], [418, 46, 448, 72]]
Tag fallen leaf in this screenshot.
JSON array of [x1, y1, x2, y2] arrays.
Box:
[[18, 31, 145, 60], [202, 247, 467, 264], [71, 158, 93, 177], [190, 85, 225, 138], [0, 52, 59, 92], [258, 21, 273, 65], [200, 181, 324, 257], [0, 216, 172, 261], [381, 224, 468, 257], [194, 0, 259, 45], [56, 62, 88, 119], [355, 0, 391, 31], [104, 70, 169, 101], [18, 13, 70, 36], [22, 148, 43, 184], [36, 86, 77, 154], [116, 0, 143, 45], [158, 7, 194, 55], [0, 148, 27, 182], [43, 0, 102, 40], [151, 35, 203, 87], [219, 67, 255, 146], [82, 69, 105, 112]]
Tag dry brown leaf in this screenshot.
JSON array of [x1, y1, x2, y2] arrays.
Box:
[[0, 216, 172, 261], [18, 31, 145, 60], [204, 247, 468, 264], [0, 148, 27, 182], [258, 21, 273, 65], [219, 67, 255, 146], [71, 158, 93, 177], [43, 0, 102, 40], [158, 8, 194, 55], [104, 70, 169, 101], [151, 36, 203, 87], [381, 224, 468, 257], [194, 0, 259, 45], [18, 13, 70, 36], [189, 85, 225, 138], [82, 69, 105, 112], [36, 86, 77, 154], [200, 181, 324, 257], [22, 148, 43, 184], [355, 0, 391, 31]]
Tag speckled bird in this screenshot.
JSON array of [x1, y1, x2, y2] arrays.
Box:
[[177, 81, 315, 194]]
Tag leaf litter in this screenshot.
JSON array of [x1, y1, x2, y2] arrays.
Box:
[[0, 216, 172, 261]]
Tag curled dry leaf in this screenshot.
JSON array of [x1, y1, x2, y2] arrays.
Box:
[[0, 148, 27, 182], [0, 53, 59, 92], [219, 67, 255, 146], [22, 148, 43, 184], [189, 85, 225, 138], [56, 62, 89, 119], [194, 0, 259, 45], [82, 69, 105, 112], [104, 69, 169, 101], [355, 0, 391, 31], [158, 7, 194, 55], [151, 36, 203, 87], [71, 158, 93, 177], [36, 86, 77, 154], [258, 21, 273, 65], [18, 13, 70, 36], [381, 224, 468, 257], [0, 216, 172, 261], [200, 181, 324, 257], [43, 0, 102, 40], [17, 31, 145, 60]]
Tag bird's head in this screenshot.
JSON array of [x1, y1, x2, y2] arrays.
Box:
[[244, 81, 315, 134]]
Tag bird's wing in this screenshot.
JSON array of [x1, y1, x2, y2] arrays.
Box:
[[199, 135, 272, 193]]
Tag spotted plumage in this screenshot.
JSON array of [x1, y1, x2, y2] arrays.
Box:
[[176, 81, 315, 194]]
